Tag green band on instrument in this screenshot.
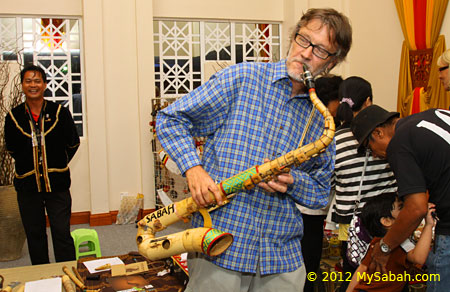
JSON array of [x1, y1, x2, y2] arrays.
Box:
[[202, 228, 220, 254], [202, 228, 231, 256], [220, 167, 257, 194]]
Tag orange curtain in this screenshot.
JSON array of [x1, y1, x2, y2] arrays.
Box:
[[395, 0, 449, 117]]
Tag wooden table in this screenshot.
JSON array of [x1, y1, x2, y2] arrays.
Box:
[[0, 254, 187, 292], [0, 260, 77, 291]]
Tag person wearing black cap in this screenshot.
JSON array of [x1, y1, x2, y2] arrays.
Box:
[[351, 105, 450, 292]]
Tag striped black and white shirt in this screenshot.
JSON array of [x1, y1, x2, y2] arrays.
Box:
[[331, 126, 397, 224]]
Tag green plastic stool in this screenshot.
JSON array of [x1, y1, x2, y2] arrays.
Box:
[[71, 228, 102, 259]]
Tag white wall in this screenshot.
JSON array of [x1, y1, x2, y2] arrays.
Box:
[[0, 0, 81, 15], [153, 0, 284, 21], [346, 1, 404, 111], [2, 0, 450, 216], [82, 0, 155, 214]]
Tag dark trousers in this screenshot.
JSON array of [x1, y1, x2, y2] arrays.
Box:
[[301, 214, 326, 292], [338, 242, 356, 292], [17, 189, 75, 265]]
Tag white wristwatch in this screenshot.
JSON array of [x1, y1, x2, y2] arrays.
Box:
[[380, 238, 391, 254]]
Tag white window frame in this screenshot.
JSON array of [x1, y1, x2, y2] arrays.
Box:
[[0, 16, 86, 136]]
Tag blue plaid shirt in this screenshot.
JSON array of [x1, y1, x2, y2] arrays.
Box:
[[156, 60, 334, 275]]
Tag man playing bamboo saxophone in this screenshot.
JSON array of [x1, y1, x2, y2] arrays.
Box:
[[156, 8, 352, 292]]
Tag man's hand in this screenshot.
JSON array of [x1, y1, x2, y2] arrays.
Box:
[[185, 165, 223, 207], [368, 242, 390, 274], [258, 172, 294, 193], [426, 203, 437, 227], [258, 159, 294, 193]]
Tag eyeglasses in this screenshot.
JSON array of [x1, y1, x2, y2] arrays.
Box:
[[294, 33, 336, 60], [439, 66, 449, 72]]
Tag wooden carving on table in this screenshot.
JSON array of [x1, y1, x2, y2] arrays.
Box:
[[74, 253, 187, 292]]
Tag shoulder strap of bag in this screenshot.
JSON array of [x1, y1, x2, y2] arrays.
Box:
[[354, 149, 370, 211]]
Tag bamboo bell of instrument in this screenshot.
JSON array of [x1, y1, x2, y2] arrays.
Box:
[[137, 227, 233, 261]]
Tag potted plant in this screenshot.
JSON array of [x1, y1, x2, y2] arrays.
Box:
[[0, 50, 26, 261]]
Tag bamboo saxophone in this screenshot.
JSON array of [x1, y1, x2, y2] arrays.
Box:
[[136, 65, 335, 261]]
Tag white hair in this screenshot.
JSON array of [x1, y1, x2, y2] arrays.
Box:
[[437, 49, 450, 67]]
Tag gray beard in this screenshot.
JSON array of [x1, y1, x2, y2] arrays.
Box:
[[287, 68, 304, 83], [287, 64, 328, 84]]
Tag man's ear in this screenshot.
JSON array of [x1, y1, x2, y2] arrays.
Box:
[[326, 58, 338, 72], [373, 127, 384, 139], [380, 216, 394, 228]]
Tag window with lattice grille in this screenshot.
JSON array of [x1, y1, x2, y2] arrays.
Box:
[[0, 17, 84, 136]]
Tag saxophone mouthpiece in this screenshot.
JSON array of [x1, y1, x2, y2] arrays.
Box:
[[302, 64, 315, 90]]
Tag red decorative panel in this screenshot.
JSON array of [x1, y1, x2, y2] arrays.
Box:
[[409, 48, 433, 88]]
